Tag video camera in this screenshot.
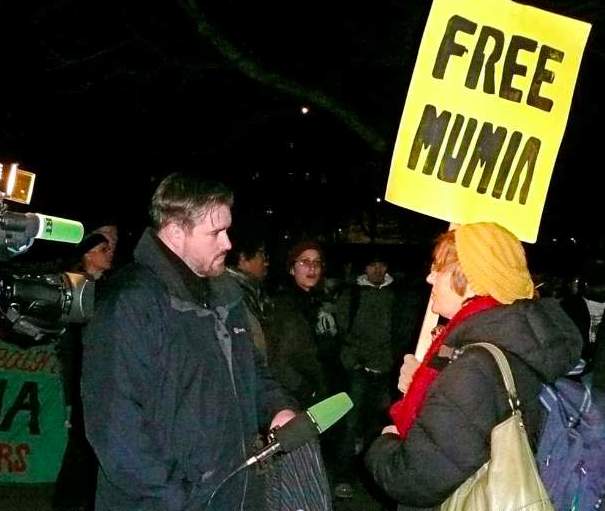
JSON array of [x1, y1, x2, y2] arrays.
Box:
[[0, 163, 94, 343]]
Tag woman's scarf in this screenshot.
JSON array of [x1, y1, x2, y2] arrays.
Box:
[[389, 296, 501, 439]]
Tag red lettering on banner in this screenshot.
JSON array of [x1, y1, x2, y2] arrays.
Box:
[[0, 348, 58, 374], [0, 443, 11, 471], [13, 444, 30, 473], [0, 442, 30, 473]]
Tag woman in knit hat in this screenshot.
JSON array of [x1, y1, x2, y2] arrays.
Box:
[[265, 240, 330, 408], [365, 222, 582, 510]]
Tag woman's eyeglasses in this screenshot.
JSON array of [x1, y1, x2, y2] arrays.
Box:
[[295, 259, 323, 270]]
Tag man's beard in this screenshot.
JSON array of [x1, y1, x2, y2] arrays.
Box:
[[205, 261, 225, 277], [196, 254, 226, 277]]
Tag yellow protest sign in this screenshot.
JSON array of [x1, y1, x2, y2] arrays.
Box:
[[385, 0, 591, 242]]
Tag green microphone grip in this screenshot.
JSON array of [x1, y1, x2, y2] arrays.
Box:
[[33, 213, 84, 244]]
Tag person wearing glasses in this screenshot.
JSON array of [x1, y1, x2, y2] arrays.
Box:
[[266, 240, 329, 409]]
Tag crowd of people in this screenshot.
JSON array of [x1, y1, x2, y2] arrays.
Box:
[[33, 172, 603, 510]]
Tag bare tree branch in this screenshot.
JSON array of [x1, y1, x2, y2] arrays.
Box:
[[45, 41, 131, 72], [178, 0, 388, 153]]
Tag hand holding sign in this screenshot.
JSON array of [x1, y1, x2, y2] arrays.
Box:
[[398, 354, 421, 394]]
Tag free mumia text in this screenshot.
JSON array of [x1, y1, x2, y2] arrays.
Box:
[[408, 15, 565, 205]]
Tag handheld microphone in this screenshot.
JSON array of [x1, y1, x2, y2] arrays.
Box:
[[1, 211, 84, 244], [203, 393, 353, 509], [244, 392, 354, 467]]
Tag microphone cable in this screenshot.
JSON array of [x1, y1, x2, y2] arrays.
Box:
[[201, 428, 279, 510], [205, 461, 248, 511], [204, 422, 290, 510]]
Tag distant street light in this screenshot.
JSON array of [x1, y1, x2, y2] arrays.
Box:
[[300, 106, 310, 115]]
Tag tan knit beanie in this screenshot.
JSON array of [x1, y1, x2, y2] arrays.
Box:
[[454, 223, 534, 304]]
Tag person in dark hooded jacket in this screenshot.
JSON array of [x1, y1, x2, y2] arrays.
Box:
[[365, 222, 582, 510]]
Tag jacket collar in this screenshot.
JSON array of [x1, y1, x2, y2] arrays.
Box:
[[357, 273, 394, 289], [226, 267, 260, 294], [134, 227, 241, 309]]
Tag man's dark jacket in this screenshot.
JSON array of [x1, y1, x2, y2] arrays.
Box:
[[81, 229, 294, 511], [365, 298, 582, 510]]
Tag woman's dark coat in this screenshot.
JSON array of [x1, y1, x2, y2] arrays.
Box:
[[366, 298, 582, 510]]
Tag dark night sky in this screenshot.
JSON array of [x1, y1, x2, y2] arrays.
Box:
[[0, 0, 604, 265]]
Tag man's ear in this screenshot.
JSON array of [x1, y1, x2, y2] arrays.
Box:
[[164, 222, 181, 241], [158, 222, 185, 252], [289, 266, 295, 277]]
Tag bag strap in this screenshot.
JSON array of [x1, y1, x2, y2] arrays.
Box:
[[461, 342, 521, 414]]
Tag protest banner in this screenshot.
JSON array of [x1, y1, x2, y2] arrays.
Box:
[[385, 0, 591, 358], [386, 0, 590, 243], [0, 339, 68, 483]]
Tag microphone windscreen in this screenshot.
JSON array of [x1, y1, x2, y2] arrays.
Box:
[[273, 414, 318, 452], [306, 392, 354, 433], [33, 213, 84, 244]]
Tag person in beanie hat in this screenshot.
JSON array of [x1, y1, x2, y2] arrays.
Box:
[[332, 249, 399, 499], [65, 224, 118, 281], [53, 224, 119, 511], [266, 239, 329, 408], [52, 224, 119, 511], [365, 222, 582, 510]]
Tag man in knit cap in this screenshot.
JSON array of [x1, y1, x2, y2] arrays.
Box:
[[53, 223, 119, 511], [333, 250, 398, 498], [65, 224, 118, 281], [366, 222, 582, 510]]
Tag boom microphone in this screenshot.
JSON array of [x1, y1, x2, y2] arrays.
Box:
[[1, 211, 84, 244], [243, 392, 353, 467]]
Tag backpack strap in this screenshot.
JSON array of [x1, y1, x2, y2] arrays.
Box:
[[460, 342, 521, 413], [539, 378, 593, 423]]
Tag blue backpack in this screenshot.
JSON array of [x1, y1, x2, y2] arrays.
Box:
[[536, 378, 605, 511]]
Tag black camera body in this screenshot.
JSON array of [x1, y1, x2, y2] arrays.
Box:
[[0, 272, 94, 342], [0, 271, 95, 343]]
